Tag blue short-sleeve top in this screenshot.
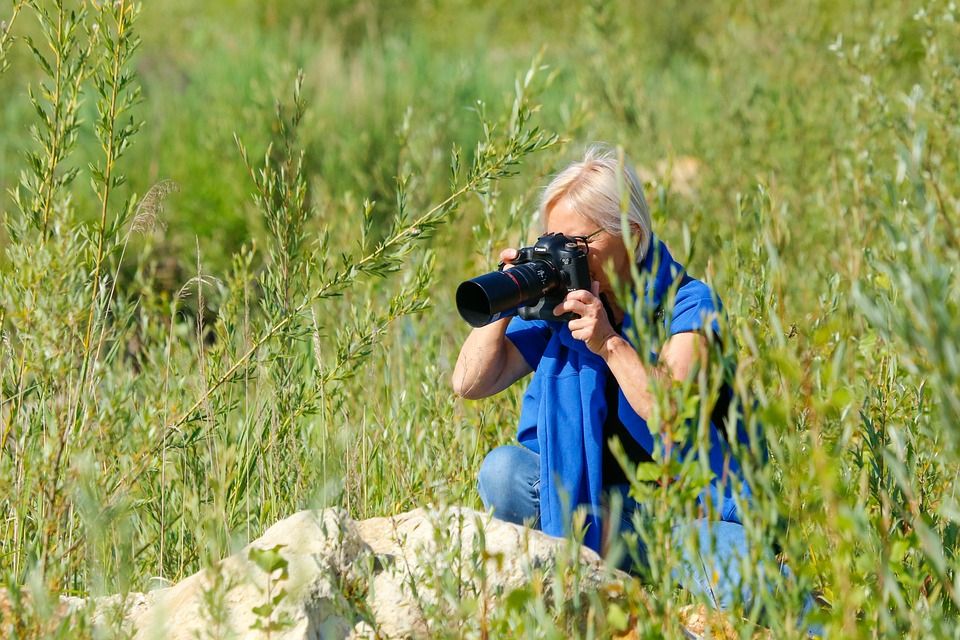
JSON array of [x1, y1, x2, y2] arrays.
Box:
[[504, 234, 752, 522]]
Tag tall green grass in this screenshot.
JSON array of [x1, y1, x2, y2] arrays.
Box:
[[1, 0, 959, 637]]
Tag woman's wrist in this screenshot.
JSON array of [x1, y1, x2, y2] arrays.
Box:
[[600, 334, 630, 362]]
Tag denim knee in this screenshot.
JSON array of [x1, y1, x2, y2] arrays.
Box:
[[672, 519, 822, 634], [477, 445, 540, 526], [673, 520, 754, 611]]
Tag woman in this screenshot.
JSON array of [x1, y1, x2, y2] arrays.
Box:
[[452, 144, 766, 611]]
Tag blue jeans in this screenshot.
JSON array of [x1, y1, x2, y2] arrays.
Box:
[[478, 445, 822, 629]]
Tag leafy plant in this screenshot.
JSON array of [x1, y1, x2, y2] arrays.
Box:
[[248, 544, 293, 636], [3, 0, 960, 638]]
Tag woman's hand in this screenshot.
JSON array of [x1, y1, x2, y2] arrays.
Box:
[[557, 281, 620, 358], [499, 247, 518, 269]]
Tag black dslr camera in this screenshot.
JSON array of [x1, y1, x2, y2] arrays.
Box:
[[456, 232, 592, 328]]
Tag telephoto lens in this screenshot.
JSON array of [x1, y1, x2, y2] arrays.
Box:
[[456, 260, 560, 327]]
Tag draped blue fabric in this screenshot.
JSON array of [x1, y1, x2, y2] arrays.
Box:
[[505, 234, 750, 552]]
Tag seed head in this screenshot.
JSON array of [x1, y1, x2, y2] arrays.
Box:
[[131, 179, 179, 234]]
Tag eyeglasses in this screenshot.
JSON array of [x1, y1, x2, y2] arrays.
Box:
[[572, 228, 606, 245]]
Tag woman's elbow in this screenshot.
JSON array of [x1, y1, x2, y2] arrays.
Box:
[[451, 375, 467, 398], [451, 370, 479, 400], [452, 369, 496, 400]]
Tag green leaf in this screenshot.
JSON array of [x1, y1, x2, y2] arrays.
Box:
[[633, 462, 663, 483], [249, 544, 289, 574], [505, 586, 533, 612], [607, 603, 630, 632]]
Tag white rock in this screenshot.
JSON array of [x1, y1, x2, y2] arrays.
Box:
[[83, 506, 623, 639]]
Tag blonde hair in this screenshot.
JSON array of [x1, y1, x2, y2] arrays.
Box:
[[538, 143, 652, 259]]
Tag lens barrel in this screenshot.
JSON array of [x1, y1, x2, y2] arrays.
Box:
[[456, 260, 560, 327]]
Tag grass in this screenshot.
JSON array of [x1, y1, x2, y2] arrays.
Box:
[[1, 0, 959, 637]]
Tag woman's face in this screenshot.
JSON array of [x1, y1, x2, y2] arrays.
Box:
[[544, 198, 636, 296]]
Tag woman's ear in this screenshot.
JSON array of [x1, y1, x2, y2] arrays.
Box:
[[630, 223, 643, 248]]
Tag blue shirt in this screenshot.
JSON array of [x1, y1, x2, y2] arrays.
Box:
[[504, 234, 752, 548]]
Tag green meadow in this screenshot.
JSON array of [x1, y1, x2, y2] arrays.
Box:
[[1, 0, 959, 637]]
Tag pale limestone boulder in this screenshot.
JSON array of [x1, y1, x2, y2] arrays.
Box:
[[83, 506, 623, 639], [130, 508, 364, 639], [354, 507, 620, 638]]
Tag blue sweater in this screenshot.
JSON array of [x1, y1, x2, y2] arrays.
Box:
[[505, 234, 756, 552]]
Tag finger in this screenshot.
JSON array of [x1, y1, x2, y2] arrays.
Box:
[[558, 299, 590, 317], [567, 318, 589, 332], [564, 289, 600, 305], [571, 328, 597, 344], [591, 280, 600, 297], [499, 248, 518, 263]]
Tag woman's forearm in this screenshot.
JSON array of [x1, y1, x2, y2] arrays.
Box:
[[601, 335, 660, 421], [451, 318, 513, 399], [601, 331, 706, 422]]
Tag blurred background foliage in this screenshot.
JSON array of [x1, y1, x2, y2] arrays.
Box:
[[1, 0, 958, 637], [0, 0, 887, 274]]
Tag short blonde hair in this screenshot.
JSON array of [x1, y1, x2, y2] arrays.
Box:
[[538, 143, 652, 259]]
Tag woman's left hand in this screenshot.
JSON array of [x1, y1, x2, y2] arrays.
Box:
[[558, 281, 618, 358]]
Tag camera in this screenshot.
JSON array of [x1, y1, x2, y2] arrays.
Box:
[[456, 232, 592, 328]]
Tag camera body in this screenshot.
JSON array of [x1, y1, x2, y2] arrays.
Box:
[[456, 232, 593, 327], [510, 232, 592, 322]]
